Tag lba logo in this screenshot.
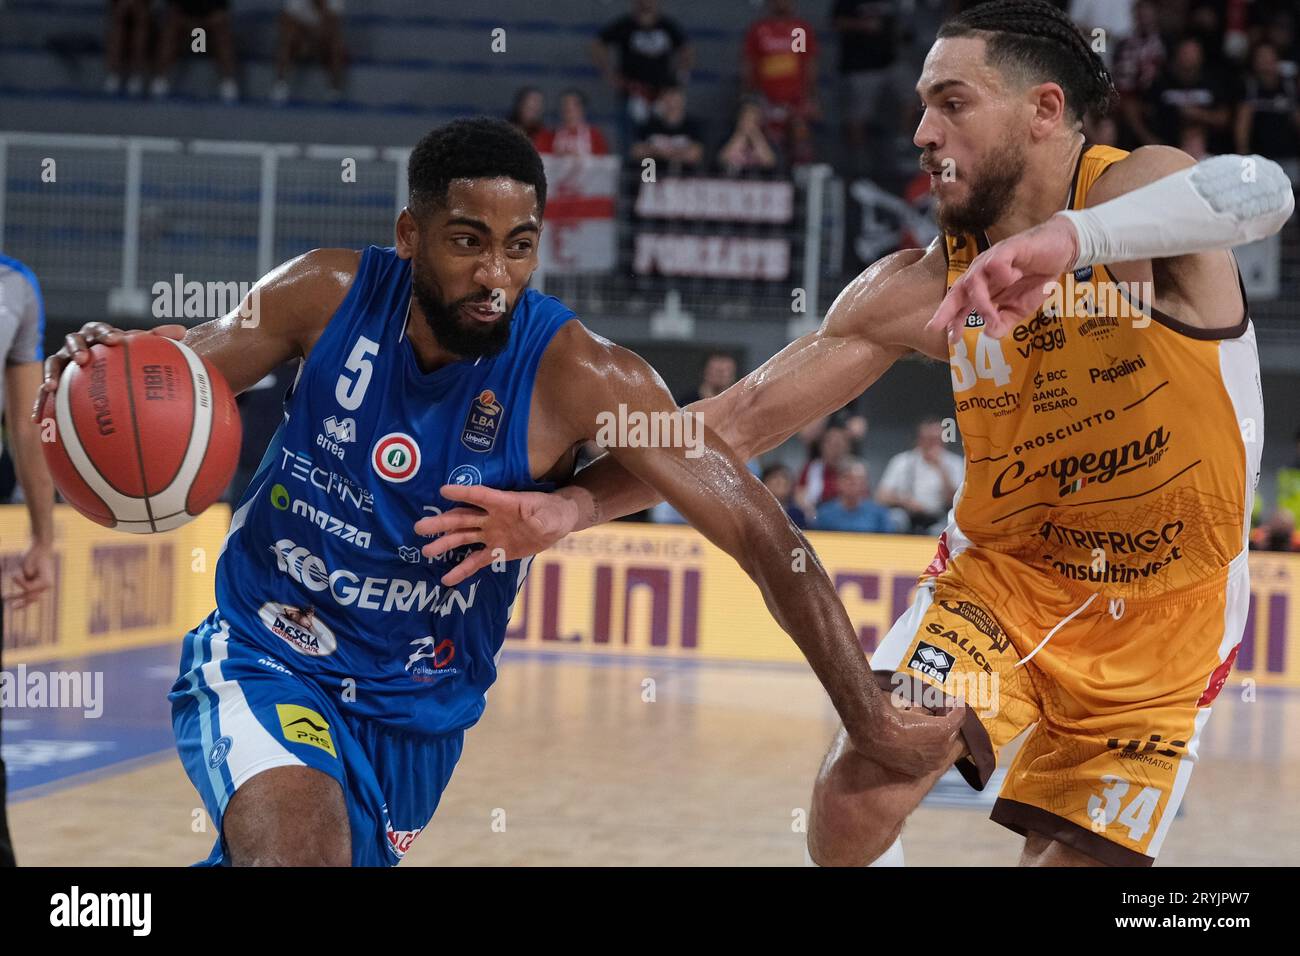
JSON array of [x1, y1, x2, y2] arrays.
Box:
[[372, 432, 420, 483]]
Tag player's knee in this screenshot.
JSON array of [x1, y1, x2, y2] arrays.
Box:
[[233, 835, 350, 867], [224, 766, 351, 867], [1019, 832, 1109, 868]]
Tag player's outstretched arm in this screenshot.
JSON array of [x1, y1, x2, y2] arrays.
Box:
[[34, 248, 361, 417], [928, 148, 1296, 340], [416, 244, 946, 574], [541, 323, 963, 774]]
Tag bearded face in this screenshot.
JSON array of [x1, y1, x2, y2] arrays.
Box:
[[925, 135, 1029, 236], [409, 253, 516, 360]]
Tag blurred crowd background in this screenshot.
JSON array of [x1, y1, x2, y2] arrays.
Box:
[[1, 0, 1298, 547]]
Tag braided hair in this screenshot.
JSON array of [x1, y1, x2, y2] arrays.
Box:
[[938, 0, 1116, 123]]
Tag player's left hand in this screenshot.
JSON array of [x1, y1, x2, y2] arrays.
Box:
[[926, 214, 1080, 341], [7, 540, 55, 610], [413, 484, 580, 587]]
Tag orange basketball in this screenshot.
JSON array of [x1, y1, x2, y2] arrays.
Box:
[[40, 335, 242, 532]]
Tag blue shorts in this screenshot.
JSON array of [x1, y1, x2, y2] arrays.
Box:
[[170, 610, 464, 866]]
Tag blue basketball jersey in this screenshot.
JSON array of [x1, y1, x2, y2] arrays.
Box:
[[213, 245, 574, 735]]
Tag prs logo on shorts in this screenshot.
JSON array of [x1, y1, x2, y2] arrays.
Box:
[[908, 642, 955, 684], [276, 703, 337, 758]]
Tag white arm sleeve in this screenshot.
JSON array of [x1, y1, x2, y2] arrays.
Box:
[[1056, 154, 1295, 269]]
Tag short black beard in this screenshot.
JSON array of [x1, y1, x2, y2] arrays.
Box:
[[410, 261, 515, 360], [934, 142, 1028, 236]]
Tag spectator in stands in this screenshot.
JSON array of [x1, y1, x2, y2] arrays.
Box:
[[509, 87, 551, 151], [1184, 0, 1232, 71], [105, 0, 155, 96], [1067, 0, 1133, 67], [798, 423, 851, 506], [719, 98, 779, 173], [1250, 508, 1300, 552], [631, 87, 705, 172], [593, 0, 693, 149], [811, 460, 892, 533], [876, 418, 963, 534], [743, 0, 819, 166], [1137, 37, 1233, 153], [676, 350, 737, 405], [536, 90, 611, 157], [1276, 427, 1300, 521], [152, 0, 240, 103], [1178, 121, 1212, 160], [1084, 112, 1119, 147], [761, 463, 808, 528], [830, 0, 902, 180], [765, 413, 827, 477], [842, 411, 868, 448], [1255, 6, 1298, 74], [1235, 42, 1300, 182], [271, 0, 348, 105], [1113, 0, 1167, 148]]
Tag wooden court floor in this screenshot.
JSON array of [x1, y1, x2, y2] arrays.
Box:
[[10, 654, 1300, 866]]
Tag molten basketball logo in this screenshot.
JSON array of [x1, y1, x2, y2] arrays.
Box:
[[371, 432, 421, 483]]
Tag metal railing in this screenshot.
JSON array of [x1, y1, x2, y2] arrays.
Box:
[[0, 131, 842, 338], [3, 129, 1295, 356]]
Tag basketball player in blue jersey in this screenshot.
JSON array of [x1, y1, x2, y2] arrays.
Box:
[[39, 117, 963, 866]]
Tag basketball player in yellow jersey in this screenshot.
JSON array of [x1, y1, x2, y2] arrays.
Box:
[[413, 1, 1294, 866]]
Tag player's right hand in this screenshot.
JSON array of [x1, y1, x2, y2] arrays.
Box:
[[861, 692, 968, 779], [34, 322, 186, 421], [413, 484, 581, 587]]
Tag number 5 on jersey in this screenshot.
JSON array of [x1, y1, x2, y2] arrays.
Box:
[[950, 334, 1012, 393], [336, 336, 380, 411]]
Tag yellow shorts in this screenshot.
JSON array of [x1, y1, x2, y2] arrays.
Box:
[[871, 545, 1250, 866]]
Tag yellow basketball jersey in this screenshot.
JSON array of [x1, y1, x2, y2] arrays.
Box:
[[941, 144, 1264, 599]]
